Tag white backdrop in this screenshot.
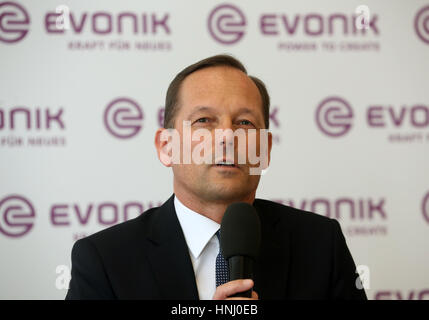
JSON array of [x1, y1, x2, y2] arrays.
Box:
[[1, 0, 428, 300]]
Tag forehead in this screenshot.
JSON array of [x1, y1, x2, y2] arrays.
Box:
[[178, 66, 262, 112]]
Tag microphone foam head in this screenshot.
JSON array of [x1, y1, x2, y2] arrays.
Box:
[[220, 202, 261, 260]]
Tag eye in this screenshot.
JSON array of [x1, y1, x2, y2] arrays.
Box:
[[238, 119, 253, 126], [194, 117, 210, 124]]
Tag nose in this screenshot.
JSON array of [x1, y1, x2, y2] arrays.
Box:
[[216, 119, 234, 147]]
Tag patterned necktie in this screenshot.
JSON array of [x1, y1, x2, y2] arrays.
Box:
[[215, 230, 230, 287]]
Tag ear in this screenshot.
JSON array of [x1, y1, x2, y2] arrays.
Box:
[[267, 131, 273, 167], [154, 128, 173, 167]]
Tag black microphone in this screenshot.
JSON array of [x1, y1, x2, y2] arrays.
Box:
[[220, 202, 261, 298]]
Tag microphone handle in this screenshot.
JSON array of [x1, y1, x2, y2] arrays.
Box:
[[228, 256, 254, 298]]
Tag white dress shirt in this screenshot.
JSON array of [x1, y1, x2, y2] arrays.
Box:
[[174, 195, 220, 300]]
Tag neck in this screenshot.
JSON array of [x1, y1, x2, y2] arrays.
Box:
[[173, 184, 256, 224]]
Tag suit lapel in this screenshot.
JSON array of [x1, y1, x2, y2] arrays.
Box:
[[253, 200, 291, 299], [144, 195, 199, 299]]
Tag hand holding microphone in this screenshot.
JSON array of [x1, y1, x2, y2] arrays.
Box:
[[213, 202, 261, 300]]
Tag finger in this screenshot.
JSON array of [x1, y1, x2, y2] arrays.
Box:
[[226, 290, 259, 300], [212, 279, 254, 300], [252, 290, 259, 300]]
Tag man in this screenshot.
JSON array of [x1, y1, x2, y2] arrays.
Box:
[[66, 55, 367, 300]]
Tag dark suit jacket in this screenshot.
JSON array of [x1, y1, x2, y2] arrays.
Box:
[[65, 194, 367, 300]]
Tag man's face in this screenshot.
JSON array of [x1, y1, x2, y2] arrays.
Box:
[[165, 66, 271, 203]]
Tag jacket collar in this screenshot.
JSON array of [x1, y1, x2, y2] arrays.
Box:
[[144, 194, 200, 299], [174, 195, 220, 260]]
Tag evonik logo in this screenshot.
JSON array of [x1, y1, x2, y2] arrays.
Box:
[[0, 1, 30, 43], [0, 194, 35, 238]]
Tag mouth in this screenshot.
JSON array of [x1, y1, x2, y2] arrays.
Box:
[[212, 159, 240, 170]]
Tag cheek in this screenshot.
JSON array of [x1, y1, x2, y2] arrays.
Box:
[[191, 131, 214, 163], [247, 174, 261, 187], [246, 130, 269, 164], [173, 164, 193, 179], [173, 163, 209, 180]]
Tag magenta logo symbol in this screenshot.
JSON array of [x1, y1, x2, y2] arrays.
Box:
[[104, 97, 144, 139], [422, 191, 429, 224], [0, 2, 30, 43], [415, 5, 429, 45], [0, 195, 35, 237], [315, 96, 354, 137], [207, 3, 246, 45]]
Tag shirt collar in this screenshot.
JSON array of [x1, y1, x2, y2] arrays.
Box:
[[174, 195, 220, 259]]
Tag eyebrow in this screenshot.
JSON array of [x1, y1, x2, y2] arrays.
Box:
[[186, 106, 262, 126], [235, 107, 257, 117], [186, 106, 215, 120]]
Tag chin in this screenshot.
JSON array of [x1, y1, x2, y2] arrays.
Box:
[[205, 182, 253, 202]]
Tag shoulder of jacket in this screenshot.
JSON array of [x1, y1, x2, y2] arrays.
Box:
[[254, 198, 335, 227]]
